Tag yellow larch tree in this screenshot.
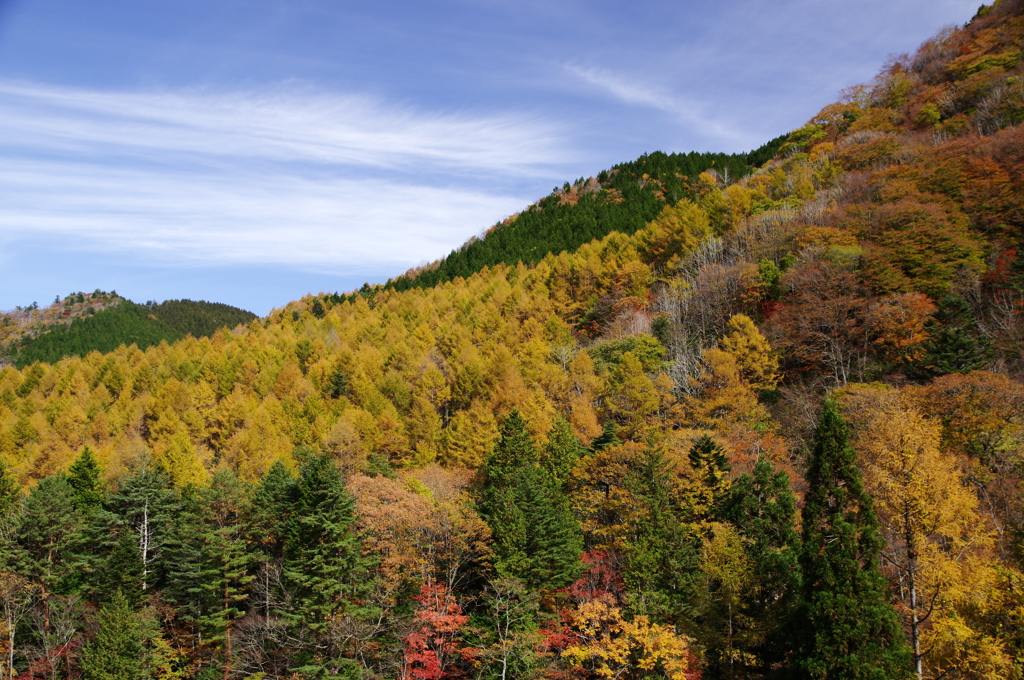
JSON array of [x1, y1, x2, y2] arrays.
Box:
[[717, 314, 780, 392], [838, 385, 1012, 680]]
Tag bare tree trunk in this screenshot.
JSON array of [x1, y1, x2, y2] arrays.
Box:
[[139, 500, 150, 592], [906, 506, 923, 680]]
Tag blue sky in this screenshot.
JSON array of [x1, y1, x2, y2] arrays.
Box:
[[1, 0, 979, 315]]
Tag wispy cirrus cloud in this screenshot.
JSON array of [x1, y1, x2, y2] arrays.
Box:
[[563, 64, 747, 145], [0, 80, 566, 174], [0, 158, 525, 269], [0, 80, 567, 274]]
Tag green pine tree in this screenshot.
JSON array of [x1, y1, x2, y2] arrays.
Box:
[[198, 470, 253, 680], [905, 294, 993, 379], [623, 445, 701, 623], [518, 465, 584, 589], [589, 421, 621, 453], [79, 590, 148, 680], [68, 448, 105, 511], [283, 454, 374, 677], [540, 416, 583, 490], [721, 455, 803, 678], [479, 411, 583, 590], [14, 474, 86, 598], [248, 459, 297, 563], [97, 532, 145, 607], [107, 460, 181, 594], [797, 400, 912, 680]]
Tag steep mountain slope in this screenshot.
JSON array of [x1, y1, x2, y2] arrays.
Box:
[[1, 3, 1024, 680]]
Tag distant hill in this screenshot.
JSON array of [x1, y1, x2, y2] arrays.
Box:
[[3, 297, 256, 368]]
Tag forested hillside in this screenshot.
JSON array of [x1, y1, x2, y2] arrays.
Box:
[[2, 297, 256, 368], [2, 3, 1024, 680], [383, 141, 788, 292]]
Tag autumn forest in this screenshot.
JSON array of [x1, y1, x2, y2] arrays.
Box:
[[2, 3, 1024, 680]]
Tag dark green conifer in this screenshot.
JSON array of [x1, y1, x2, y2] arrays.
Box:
[[589, 421, 621, 453], [721, 455, 802, 677], [906, 294, 993, 379], [68, 447, 105, 511], [107, 460, 181, 593], [797, 400, 912, 680], [97, 532, 145, 607], [248, 459, 296, 562], [541, 416, 584, 490], [14, 474, 85, 596], [623, 445, 700, 622], [198, 470, 253, 680], [283, 454, 374, 678], [79, 590, 148, 680], [480, 411, 583, 590]]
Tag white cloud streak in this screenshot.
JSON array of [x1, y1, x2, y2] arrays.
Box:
[[0, 80, 565, 174], [0, 158, 526, 269], [0, 80, 565, 270], [563, 64, 750, 145]]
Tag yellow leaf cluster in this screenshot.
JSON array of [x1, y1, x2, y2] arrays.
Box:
[[560, 595, 695, 680]]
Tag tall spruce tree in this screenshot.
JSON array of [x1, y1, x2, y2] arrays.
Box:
[[107, 461, 181, 594], [67, 448, 123, 598], [283, 454, 373, 676], [198, 470, 253, 680], [905, 295, 993, 379], [479, 411, 583, 590], [721, 455, 802, 678], [79, 590, 148, 680], [68, 448, 104, 511], [623, 445, 701, 623], [14, 474, 85, 601], [797, 400, 912, 680], [540, 416, 584, 490]]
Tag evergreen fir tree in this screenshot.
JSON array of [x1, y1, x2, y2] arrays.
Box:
[[14, 474, 86, 597], [283, 454, 374, 677], [797, 400, 912, 680], [484, 410, 538, 488], [540, 416, 583, 490], [67, 448, 125, 598], [162, 486, 210, 633], [198, 470, 253, 680], [589, 421, 621, 453], [107, 460, 181, 594], [905, 294, 993, 379], [79, 590, 148, 680], [97, 532, 145, 607], [247, 460, 296, 622], [721, 455, 802, 677], [68, 448, 104, 511], [518, 465, 584, 589], [623, 445, 701, 622], [479, 411, 583, 590]]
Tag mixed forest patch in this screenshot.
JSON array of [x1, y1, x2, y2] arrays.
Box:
[[2, 2, 1024, 679]]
